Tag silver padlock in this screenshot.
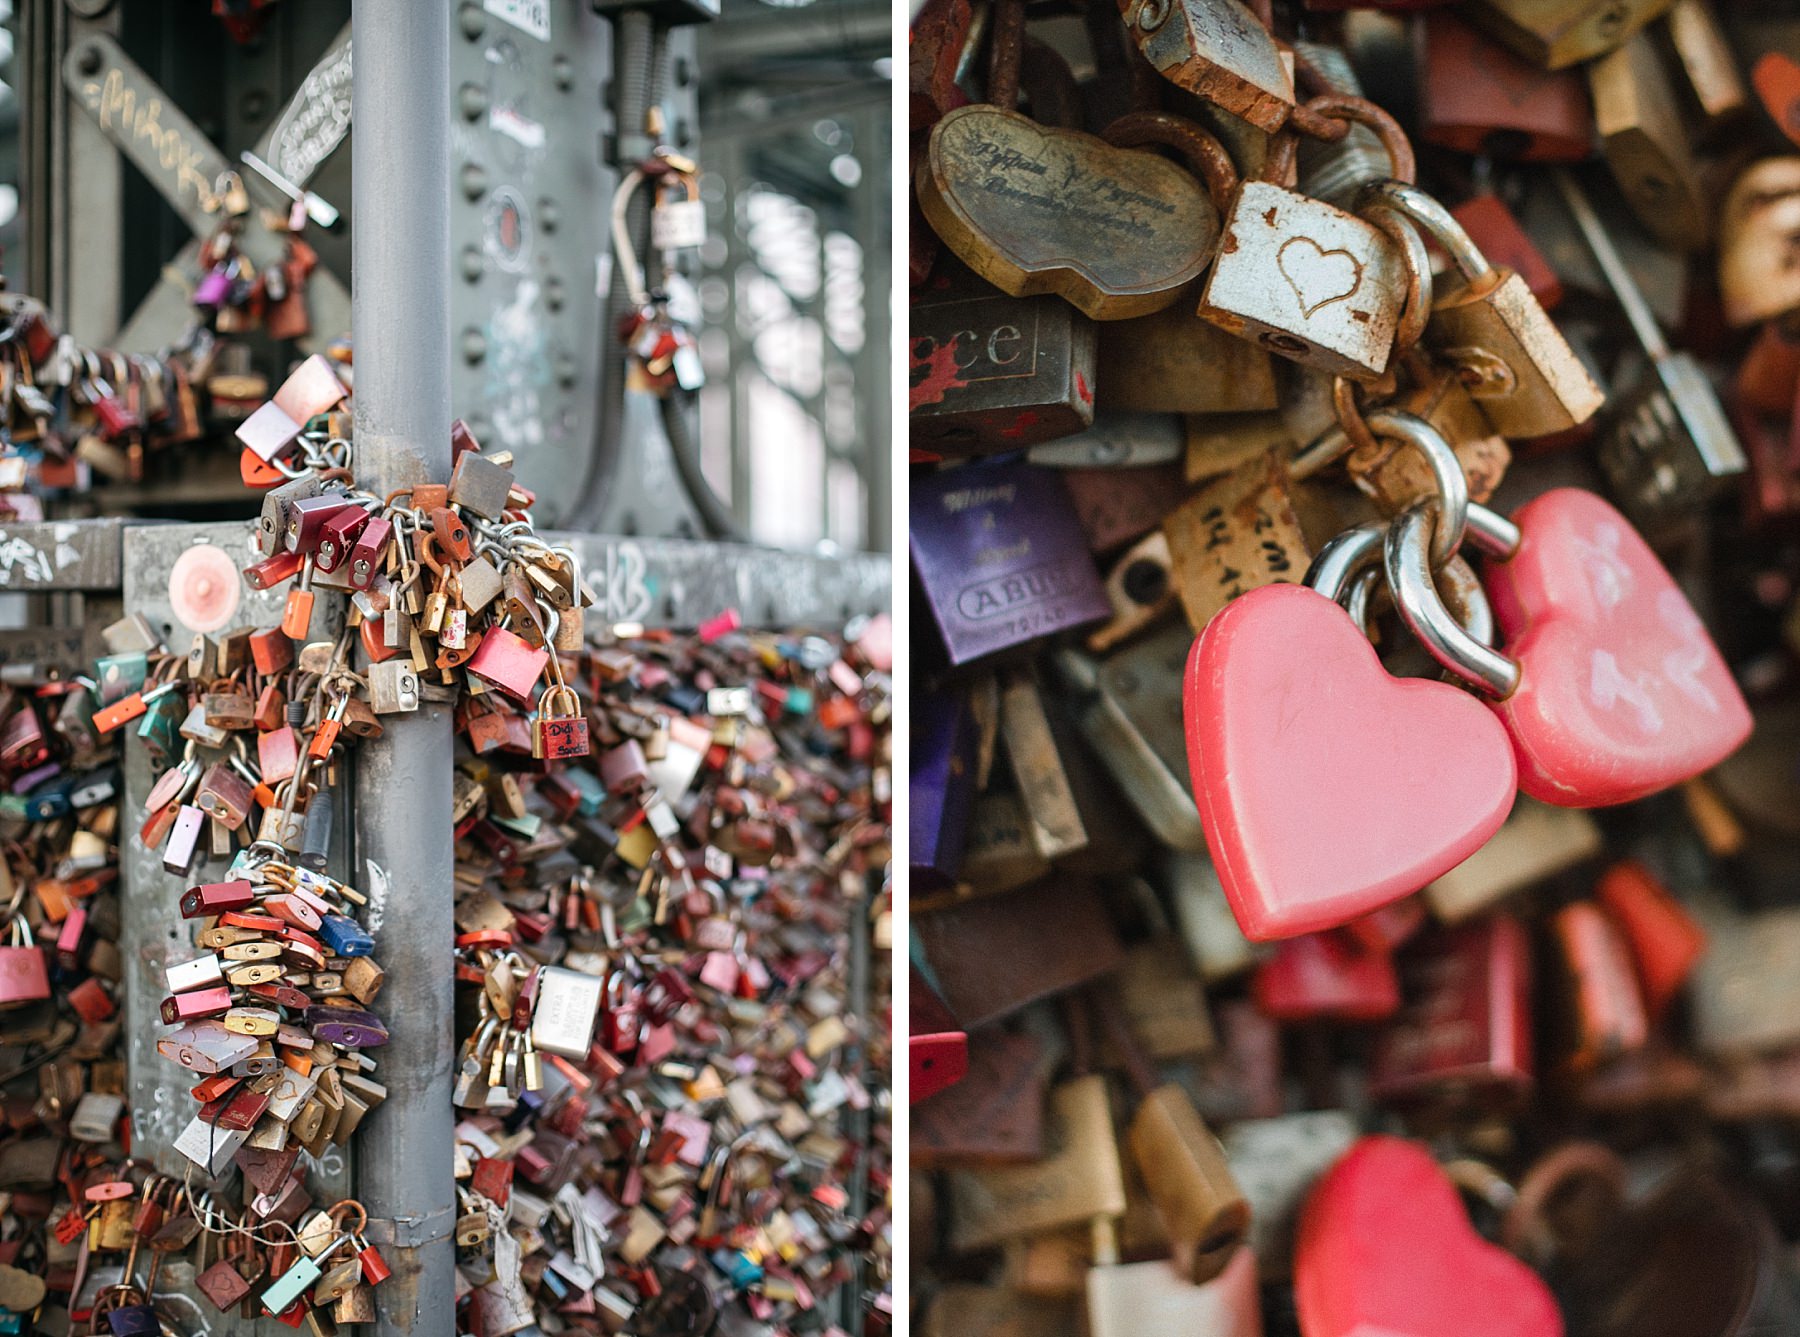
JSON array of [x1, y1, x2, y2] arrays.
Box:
[[1197, 122, 1409, 382], [174, 1112, 250, 1174], [369, 660, 420, 714], [67, 1092, 126, 1143], [652, 170, 707, 252], [529, 965, 604, 1060]]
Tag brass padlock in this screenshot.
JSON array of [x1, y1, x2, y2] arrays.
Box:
[[1465, 0, 1677, 69], [1588, 29, 1710, 252], [917, 0, 1216, 320], [1360, 180, 1603, 439]]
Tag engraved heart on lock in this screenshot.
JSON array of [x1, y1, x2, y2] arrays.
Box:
[[1275, 236, 1366, 319], [1481, 488, 1750, 806]]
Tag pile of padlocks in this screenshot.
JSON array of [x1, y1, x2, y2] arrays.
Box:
[[0, 344, 894, 1331], [911, 1, 1800, 1333], [0, 166, 326, 501], [0, 648, 136, 1325], [444, 619, 893, 1334]]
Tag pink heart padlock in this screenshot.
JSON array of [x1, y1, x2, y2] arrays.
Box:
[[1184, 582, 1517, 941], [1297, 1136, 1563, 1337], [1483, 489, 1750, 807]]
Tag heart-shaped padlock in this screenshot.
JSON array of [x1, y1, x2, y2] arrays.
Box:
[[1185, 479, 1517, 943], [1296, 1137, 1563, 1337], [1478, 488, 1750, 807]]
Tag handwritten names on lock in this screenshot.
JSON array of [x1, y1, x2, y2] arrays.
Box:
[[919, 107, 1215, 320], [1163, 452, 1311, 635]]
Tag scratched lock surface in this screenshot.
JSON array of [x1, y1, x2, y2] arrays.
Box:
[[121, 522, 353, 1335]]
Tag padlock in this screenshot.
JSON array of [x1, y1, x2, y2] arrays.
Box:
[[1296, 1138, 1561, 1337], [1184, 423, 1515, 940], [1360, 180, 1602, 439], [917, 9, 1216, 320], [1593, 860, 1706, 1021], [1465, 0, 1676, 69], [534, 683, 590, 760], [909, 276, 1099, 456], [1718, 157, 1800, 329], [1554, 170, 1745, 529], [1588, 29, 1711, 252], [1369, 916, 1533, 1108], [1116, 0, 1293, 131], [912, 457, 1110, 665], [466, 626, 550, 702], [1197, 116, 1410, 382], [368, 660, 420, 714], [449, 446, 515, 520], [651, 167, 707, 251], [1551, 901, 1650, 1073], [0, 918, 50, 1008], [1417, 11, 1592, 161], [1475, 488, 1751, 806]]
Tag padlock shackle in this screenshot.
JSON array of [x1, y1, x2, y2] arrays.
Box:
[[1101, 112, 1238, 214], [1364, 410, 1470, 568], [1385, 502, 1519, 700], [1358, 179, 1493, 285]]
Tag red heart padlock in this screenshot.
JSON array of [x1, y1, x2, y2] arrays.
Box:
[[1297, 1136, 1563, 1337], [1483, 489, 1750, 807], [1184, 582, 1517, 941]]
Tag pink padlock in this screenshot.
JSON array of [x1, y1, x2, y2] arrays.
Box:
[[1479, 488, 1750, 807]]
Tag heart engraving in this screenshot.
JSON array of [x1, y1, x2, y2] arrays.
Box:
[[1276, 235, 1364, 319], [919, 106, 1217, 321], [1183, 583, 1516, 941]]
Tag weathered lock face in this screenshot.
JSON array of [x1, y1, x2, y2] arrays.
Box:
[[918, 107, 1217, 321], [1198, 182, 1405, 381], [1116, 0, 1294, 130], [910, 286, 1099, 456]]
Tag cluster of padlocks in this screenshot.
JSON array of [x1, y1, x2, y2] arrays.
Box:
[[0, 154, 328, 502], [911, 1, 1800, 1333], [0, 324, 892, 1331]]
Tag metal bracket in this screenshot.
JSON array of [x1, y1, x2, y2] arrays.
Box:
[[362, 1205, 459, 1251]]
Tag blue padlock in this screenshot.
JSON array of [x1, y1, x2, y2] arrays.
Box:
[[318, 913, 375, 957]]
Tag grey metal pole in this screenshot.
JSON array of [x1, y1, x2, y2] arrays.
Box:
[[352, 5, 456, 1334]]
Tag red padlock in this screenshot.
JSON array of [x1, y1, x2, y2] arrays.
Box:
[[1251, 931, 1401, 1023], [0, 918, 50, 1008], [1593, 860, 1706, 1023]]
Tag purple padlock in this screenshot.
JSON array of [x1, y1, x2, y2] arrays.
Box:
[[910, 458, 1110, 666], [306, 1006, 389, 1048], [911, 690, 976, 893], [192, 267, 233, 310], [106, 1303, 160, 1335]]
